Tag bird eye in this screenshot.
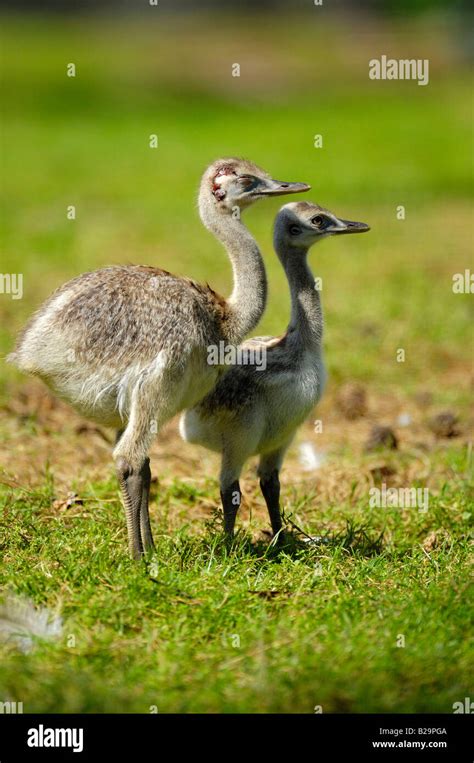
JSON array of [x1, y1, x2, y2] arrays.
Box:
[[289, 225, 301, 236], [311, 215, 325, 228], [239, 176, 254, 187]]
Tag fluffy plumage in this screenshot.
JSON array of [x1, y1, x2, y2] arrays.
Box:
[[181, 201, 370, 539], [8, 158, 310, 558]]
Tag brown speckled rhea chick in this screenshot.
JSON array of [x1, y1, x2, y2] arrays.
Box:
[[8, 159, 310, 559]]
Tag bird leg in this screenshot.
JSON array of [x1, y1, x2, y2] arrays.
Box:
[[220, 480, 241, 540], [259, 468, 284, 540], [258, 446, 291, 545], [116, 457, 154, 560], [112, 359, 185, 558], [139, 457, 154, 553]]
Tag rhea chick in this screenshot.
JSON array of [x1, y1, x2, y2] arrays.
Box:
[[8, 159, 309, 559], [180, 201, 370, 541]]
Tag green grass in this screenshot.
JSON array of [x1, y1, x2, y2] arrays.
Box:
[[0, 12, 472, 713], [0, 467, 472, 713]]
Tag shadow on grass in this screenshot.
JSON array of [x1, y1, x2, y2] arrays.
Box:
[[170, 508, 387, 567]]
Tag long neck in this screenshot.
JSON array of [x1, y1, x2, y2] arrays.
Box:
[[281, 248, 323, 349], [200, 199, 267, 343]]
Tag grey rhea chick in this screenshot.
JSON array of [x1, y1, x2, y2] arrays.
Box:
[[8, 158, 310, 559], [180, 201, 370, 541]]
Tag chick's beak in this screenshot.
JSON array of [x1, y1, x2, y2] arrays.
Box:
[[258, 179, 311, 197], [333, 219, 370, 234]]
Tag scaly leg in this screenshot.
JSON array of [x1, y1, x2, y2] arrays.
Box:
[[116, 456, 150, 559], [258, 445, 290, 543], [139, 457, 154, 552], [113, 372, 178, 559], [219, 445, 245, 542], [220, 479, 241, 538], [260, 469, 283, 537]]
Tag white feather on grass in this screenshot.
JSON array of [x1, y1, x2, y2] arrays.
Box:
[[0, 592, 62, 653], [298, 441, 326, 471]]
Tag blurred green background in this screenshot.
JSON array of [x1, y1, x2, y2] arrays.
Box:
[[0, 4, 472, 398]]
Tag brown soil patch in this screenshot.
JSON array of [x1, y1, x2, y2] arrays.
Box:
[[1, 375, 471, 535]]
